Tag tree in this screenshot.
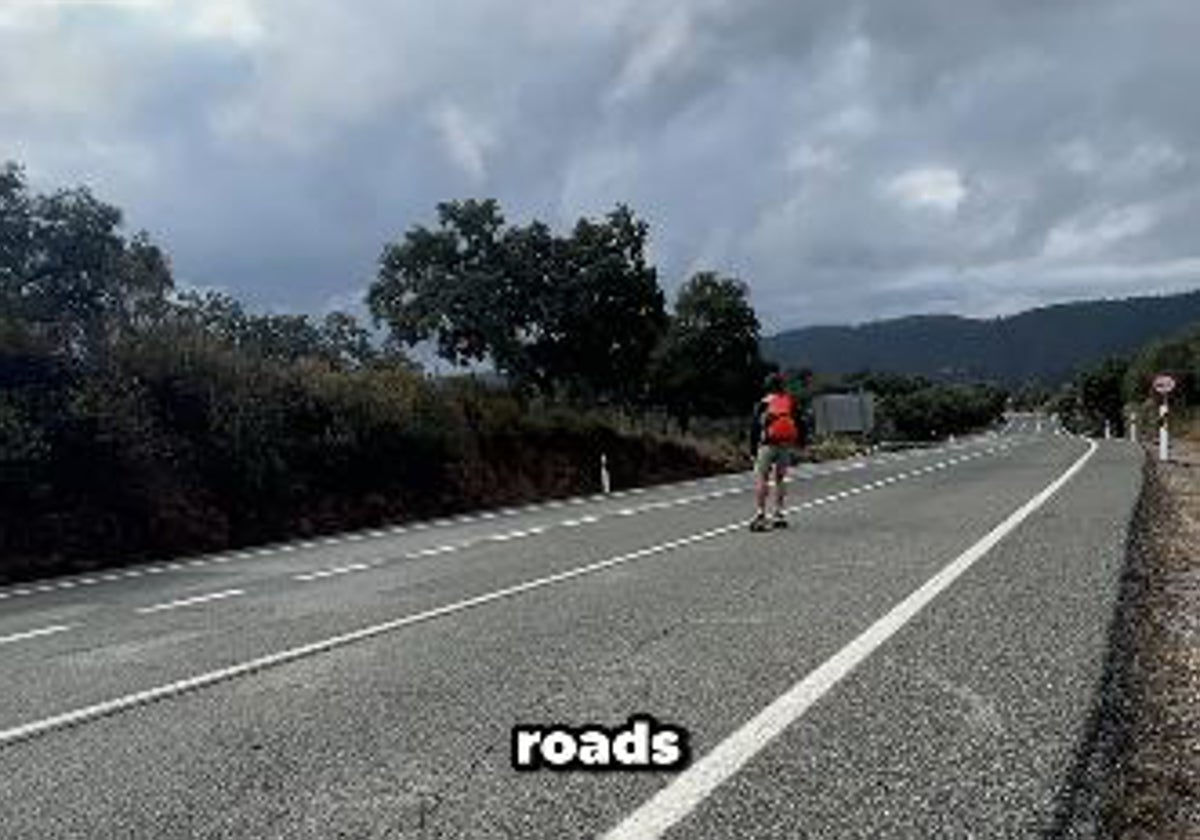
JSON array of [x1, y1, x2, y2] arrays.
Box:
[[1125, 327, 1199, 407], [530, 205, 666, 406], [368, 199, 524, 368], [368, 200, 668, 405], [1078, 357, 1129, 435], [0, 161, 174, 361], [652, 272, 767, 431], [320, 311, 377, 369]]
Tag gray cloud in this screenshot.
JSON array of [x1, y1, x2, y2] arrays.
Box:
[[1, 0, 1198, 331]]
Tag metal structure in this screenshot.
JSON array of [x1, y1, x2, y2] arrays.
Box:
[[812, 391, 877, 438]]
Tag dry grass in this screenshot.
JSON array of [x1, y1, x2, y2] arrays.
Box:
[[1108, 435, 1200, 839]]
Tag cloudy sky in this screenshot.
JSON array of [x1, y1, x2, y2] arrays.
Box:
[[2, 0, 1198, 333]]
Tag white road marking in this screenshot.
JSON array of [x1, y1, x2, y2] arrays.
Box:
[[0, 522, 752, 748], [600, 439, 1098, 840], [412, 544, 459, 557], [0, 437, 1010, 602], [0, 439, 1030, 745], [294, 563, 372, 582], [0, 624, 74, 647], [135, 589, 245, 615]]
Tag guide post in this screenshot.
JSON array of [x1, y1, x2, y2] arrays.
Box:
[[1153, 374, 1176, 462]]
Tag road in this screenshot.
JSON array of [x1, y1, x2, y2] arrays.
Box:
[[0, 416, 1142, 838]]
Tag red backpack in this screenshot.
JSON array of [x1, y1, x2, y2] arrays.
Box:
[[763, 393, 799, 444]]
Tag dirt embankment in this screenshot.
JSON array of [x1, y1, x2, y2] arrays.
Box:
[[1107, 433, 1200, 838]]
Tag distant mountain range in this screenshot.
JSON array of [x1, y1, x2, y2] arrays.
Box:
[[761, 289, 1200, 385]]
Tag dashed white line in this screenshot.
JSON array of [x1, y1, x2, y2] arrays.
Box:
[[0, 438, 1013, 602], [135, 589, 245, 615], [295, 563, 372, 583], [284, 445, 1022, 585], [0, 624, 74, 647], [0, 436, 1034, 749]]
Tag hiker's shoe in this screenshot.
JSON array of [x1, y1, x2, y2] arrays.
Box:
[[749, 514, 770, 532]]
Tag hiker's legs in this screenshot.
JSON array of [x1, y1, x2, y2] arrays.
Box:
[[772, 459, 787, 515], [753, 447, 771, 517]]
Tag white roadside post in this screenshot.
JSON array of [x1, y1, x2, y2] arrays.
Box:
[[1153, 374, 1176, 463], [600, 453, 611, 495], [1159, 402, 1169, 462]]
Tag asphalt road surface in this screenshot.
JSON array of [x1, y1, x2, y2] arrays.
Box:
[[0, 416, 1143, 839]]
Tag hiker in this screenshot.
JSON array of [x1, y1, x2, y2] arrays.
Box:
[[749, 372, 802, 531]]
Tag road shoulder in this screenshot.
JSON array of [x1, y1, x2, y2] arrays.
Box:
[[1086, 439, 1200, 839]]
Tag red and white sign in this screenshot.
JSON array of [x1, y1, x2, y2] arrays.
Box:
[[1153, 374, 1176, 395]]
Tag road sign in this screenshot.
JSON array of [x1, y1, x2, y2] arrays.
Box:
[[1153, 374, 1176, 395]]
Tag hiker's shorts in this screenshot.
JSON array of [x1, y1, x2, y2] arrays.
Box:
[[754, 444, 792, 479]]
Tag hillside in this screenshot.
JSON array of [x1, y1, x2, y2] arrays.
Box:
[[762, 289, 1200, 384]]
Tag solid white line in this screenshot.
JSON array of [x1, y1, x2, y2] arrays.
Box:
[[0, 624, 74, 647], [135, 589, 245, 615], [0, 524, 745, 749], [0, 438, 1021, 748], [601, 439, 1097, 840]]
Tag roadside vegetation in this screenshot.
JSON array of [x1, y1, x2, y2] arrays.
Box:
[[1050, 325, 1199, 438], [1102, 422, 1200, 838], [787, 369, 1007, 443], [0, 162, 1010, 584], [0, 164, 754, 583]]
